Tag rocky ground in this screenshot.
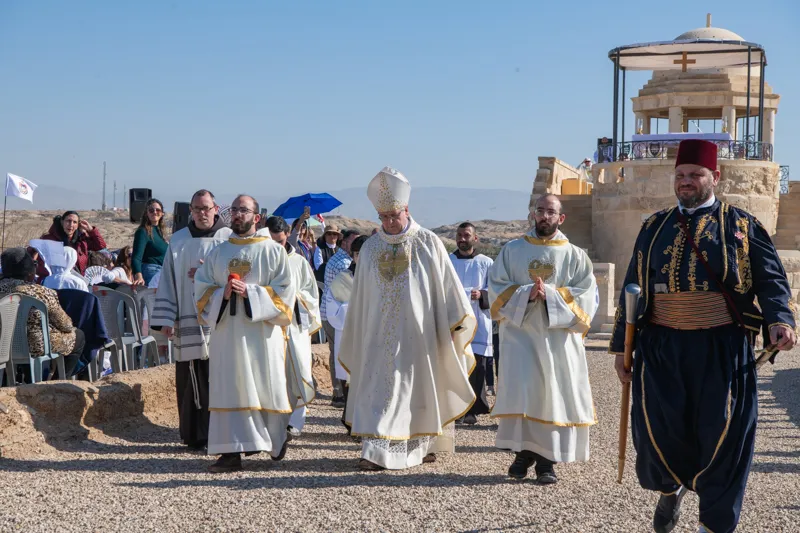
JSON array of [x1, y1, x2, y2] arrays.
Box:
[[0, 342, 797, 532]]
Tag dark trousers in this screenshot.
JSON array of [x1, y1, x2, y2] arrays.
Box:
[[176, 359, 210, 447], [468, 355, 491, 415], [321, 320, 343, 397], [632, 324, 756, 533], [486, 332, 500, 388]]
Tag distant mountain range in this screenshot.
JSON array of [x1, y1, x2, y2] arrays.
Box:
[[10, 185, 533, 229]]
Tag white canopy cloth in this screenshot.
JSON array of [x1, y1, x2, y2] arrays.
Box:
[[609, 39, 766, 71]]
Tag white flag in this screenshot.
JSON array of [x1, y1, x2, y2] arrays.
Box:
[[6, 173, 37, 203]]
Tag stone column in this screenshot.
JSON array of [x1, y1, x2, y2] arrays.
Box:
[[635, 112, 650, 135], [762, 108, 776, 149], [668, 106, 684, 133], [722, 105, 737, 139]]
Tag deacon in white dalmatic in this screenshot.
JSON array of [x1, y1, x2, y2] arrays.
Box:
[[340, 167, 477, 471], [264, 215, 320, 437], [151, 189, 232, 451], [489, 193, 598, 484], [194, 195, 296, 473]]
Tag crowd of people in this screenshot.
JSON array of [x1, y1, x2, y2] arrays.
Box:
[[1, 139, 798, 533]]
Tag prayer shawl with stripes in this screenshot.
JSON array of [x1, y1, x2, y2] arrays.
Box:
[[150, 225, 232, 361]]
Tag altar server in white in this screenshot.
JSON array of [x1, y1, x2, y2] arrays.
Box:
[[265, 216, 320, 437], [194, 195, 296, 473], [340, 167, 477, 471], [489, 194, 598, 484], [151, 189, 231, 451], [449, 222, 494, 425]]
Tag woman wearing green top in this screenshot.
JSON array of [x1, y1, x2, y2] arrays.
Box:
[[132, 198, 169, 286]]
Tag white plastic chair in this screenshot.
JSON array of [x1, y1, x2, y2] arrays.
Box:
[[92, 288, 158, 371], [0, 293, 67, 385], [117, 286, 172, 365]]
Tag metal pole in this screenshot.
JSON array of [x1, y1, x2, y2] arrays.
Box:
[[1, 191, 7, 251], [745, 47, 752, 149], [758, 54, 766, 145], [621, 68, 626, 145], [613, 51, 620, 162], [102, 161, 107, 211]]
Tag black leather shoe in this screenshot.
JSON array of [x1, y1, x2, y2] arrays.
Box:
[[207, 453, 242, 473], [653, 487, 687, 533], [508, 451, 536, 479], [271, 439, 289, 461], [463, 413, 478, 425]]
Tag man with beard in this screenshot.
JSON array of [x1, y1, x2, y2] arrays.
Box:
[[489, 193, 598, 484], [194, 195, 296, 473], [151, 189, 232, 451], [340, 166, 476, 471], [265, 216, 320, 438], [449, 222, 494, 425], [610, 139, 796, 533]]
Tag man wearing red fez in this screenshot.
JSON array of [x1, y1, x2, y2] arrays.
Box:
[[609, 139, 796, 533]]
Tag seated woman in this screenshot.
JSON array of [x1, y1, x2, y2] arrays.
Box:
[[0, 248, 87, 380], [86, 246, 134, 287], [40, 211, 107, 275], [43, 248, 89, 292]]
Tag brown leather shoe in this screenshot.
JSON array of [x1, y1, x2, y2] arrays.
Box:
[[207, 453, 242, 473], [358, 458, 385, 471], [422, 453, 437, 463]]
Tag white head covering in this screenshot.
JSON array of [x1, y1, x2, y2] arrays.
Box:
[[43, 247, 89, 292], [367, 166, 411, 213]]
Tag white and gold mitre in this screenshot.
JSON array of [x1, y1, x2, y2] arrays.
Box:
[[367, 166, 411, 212]]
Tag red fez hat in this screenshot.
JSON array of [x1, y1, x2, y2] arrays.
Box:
[[675, 139, 717, 171]]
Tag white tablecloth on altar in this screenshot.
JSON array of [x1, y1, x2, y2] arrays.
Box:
[[631, 132, 733, 142]]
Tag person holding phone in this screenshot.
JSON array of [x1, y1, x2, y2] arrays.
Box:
[[40, 211, 108, 275]]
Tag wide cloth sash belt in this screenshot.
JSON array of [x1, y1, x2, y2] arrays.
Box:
[[650, 292, 733, 330]]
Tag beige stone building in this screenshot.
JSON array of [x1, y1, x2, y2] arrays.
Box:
[[529, 18, 800, 333]]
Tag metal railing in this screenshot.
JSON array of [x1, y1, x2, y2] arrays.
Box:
[[611, 140, 774, 162], [780, 166, 790, 195]]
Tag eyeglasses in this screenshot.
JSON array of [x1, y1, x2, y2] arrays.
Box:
[[148, 207, 163, 214], [534, 209, 560, 219], [230, 207, 255, 215], [378, 213, 404, 223], [190, 205, 216, 214]]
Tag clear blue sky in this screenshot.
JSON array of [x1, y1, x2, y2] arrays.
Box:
[[1, 0, 798, 206]]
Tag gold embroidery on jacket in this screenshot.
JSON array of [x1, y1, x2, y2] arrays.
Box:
[[734, 218, 752, 294], [688, 214, 714, 292], [661, 223, 686, 293], [637, 251, 643, 289]]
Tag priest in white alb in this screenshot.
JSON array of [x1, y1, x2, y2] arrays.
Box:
[[489, 193, 598, 484], [340, 166, 477, 471], [264, 215, 320, 438], [151, 189, 231, 451], [194, 195, 296, 473]]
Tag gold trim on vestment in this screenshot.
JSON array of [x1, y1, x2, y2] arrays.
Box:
[[523, 236, 568, 246], [491, 285, 520, 320], [556, 287, 591, 337], [265, 286, 293, 323], [659, 488, 682, 497], [308, 324, 322, 337], [196, 287, 217, 316], [490, 412, 597, 428], [692, 386, 733, 490], [209, 407, 294, 413], [229, 236, 271, 245], [743, 312, 763, 321], [641, 361, 683, 486], [768, 322, 795, 332]]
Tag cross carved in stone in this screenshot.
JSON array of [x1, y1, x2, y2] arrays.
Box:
[[673, 52, 696, 72]]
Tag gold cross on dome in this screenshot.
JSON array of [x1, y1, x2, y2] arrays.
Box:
[[673, 52, 696, 72]]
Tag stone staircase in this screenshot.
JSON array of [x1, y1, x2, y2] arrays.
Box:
[[557, 195, 599, 261], [773, 182, 800, 250]]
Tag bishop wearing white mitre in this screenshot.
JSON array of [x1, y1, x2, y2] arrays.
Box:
[[340, 167, 477, 471]]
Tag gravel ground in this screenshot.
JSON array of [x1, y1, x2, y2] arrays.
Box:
[[0, 344, 798, 532]]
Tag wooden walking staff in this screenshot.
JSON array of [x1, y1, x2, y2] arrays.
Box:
[[617, 283, 641, 484]]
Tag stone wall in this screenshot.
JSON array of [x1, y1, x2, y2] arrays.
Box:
[[778, 250, 800, 327], [592, 263, 615, 331], [532, 157, 582, 196], [774, 181, 800, 250], [592, 159, 781, 289]]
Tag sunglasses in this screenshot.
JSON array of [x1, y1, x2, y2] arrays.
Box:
[[148, 207, 163, 214]]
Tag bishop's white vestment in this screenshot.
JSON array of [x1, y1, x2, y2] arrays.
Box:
[[285, 244, 320, 432], [194, 233, 296, 456], [324, 269, 354, 382], [489, 229, 598, 462], [340, 219, 477, 469]]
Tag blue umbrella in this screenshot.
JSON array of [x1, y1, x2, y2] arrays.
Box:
[[272, 193, 342, 219]]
